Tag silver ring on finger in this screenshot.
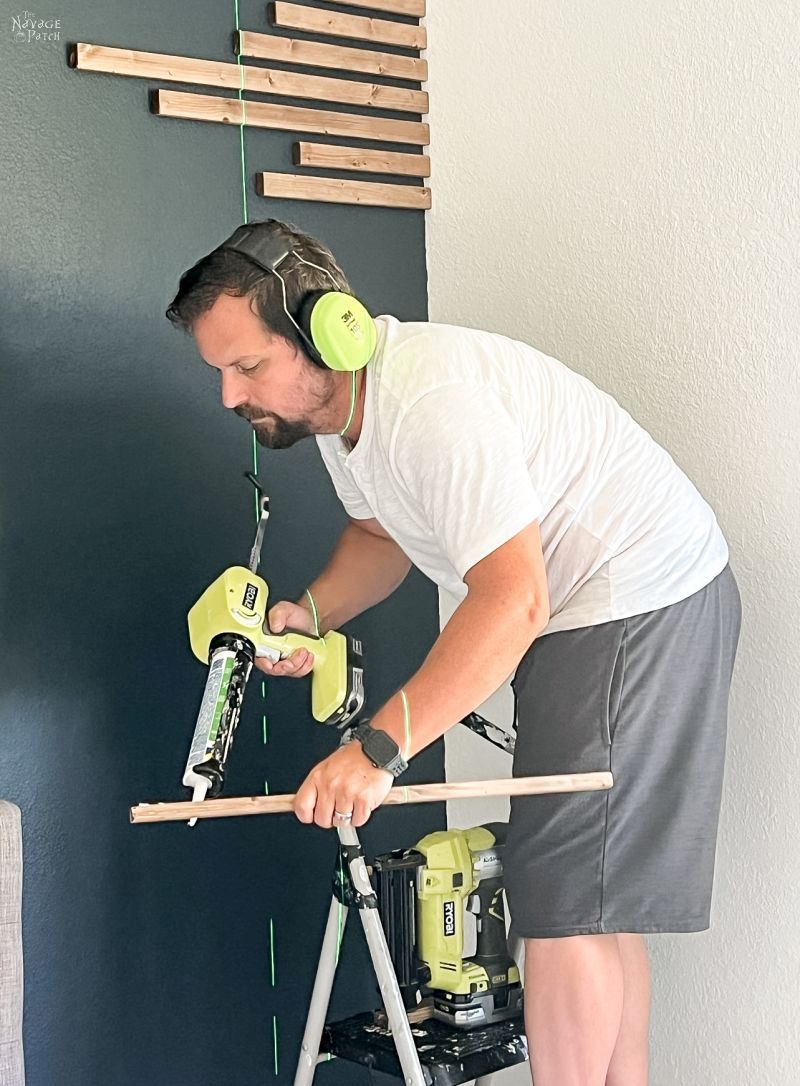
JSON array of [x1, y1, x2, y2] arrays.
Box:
[[333, 810, 353, 821]]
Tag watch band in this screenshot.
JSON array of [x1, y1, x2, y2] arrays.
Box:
[[349, 721, 408, 778]]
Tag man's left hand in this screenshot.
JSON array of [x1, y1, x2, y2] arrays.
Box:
[[293, 741, 394, 829]]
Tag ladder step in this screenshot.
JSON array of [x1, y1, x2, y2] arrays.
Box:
[[321, 1011, 528, 1085]]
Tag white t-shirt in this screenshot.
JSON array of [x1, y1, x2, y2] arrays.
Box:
[[316, 315, 728, 635]]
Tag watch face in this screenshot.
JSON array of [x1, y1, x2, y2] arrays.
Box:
[[361, 726, 399, 766]]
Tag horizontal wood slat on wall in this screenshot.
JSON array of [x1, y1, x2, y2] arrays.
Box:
[[153, 89, 430, 145], [335, 0, 425, 15], [293, 141, 430, 177], [257, 171, 431, 209], [270, 2, 427, 51], [236, 30, 427, 82], [70, 43, 427, 114]]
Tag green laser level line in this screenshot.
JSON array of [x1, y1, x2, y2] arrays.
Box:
[[182, 473, 365, 819]]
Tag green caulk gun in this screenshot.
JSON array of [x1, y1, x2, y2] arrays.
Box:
[[182, 473, 365, 823]]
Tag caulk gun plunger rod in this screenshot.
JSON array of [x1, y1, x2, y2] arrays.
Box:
[[248, 494, 270, 573]]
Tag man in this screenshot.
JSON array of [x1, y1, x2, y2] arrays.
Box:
[[167, 218, 741, 1086]]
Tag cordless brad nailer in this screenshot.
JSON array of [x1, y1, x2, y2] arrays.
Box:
[[182, 474, 364, 817], [374, 823, 523, 1029]]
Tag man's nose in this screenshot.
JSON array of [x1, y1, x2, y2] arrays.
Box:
[[220, 368, 248, 410]]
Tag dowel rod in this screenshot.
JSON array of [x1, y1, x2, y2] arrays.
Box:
[[130, 772, 613, 824]]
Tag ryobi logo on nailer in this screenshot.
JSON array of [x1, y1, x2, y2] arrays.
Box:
[[242, 582, 258, 611], [443, 900, 456, 938]]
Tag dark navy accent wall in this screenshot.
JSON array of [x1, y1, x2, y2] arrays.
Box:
[[0, 3, 441, 1083]]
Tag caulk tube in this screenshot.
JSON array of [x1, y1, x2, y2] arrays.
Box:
[[183, 634, 254, 825]]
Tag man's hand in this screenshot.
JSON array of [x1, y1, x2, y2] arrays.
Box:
[[254, 599, 318, 678], [293, 741, 394, 829], [254, 517, 412, 681]]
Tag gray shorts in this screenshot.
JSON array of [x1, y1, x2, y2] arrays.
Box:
[[504, 564, 742, 938]]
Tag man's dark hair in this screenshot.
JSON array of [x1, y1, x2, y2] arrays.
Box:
[[165, 218, 352, 347]]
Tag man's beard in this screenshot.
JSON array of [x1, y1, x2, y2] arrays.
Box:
[[235, 407, 314, 450]]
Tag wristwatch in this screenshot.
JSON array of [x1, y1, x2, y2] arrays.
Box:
[[348, 721, 408, 778]]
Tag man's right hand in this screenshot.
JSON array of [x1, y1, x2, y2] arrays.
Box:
[[255, 600, 318, 678], [253, 517, 412, 680]]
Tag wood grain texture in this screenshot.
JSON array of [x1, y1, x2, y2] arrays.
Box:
[[257, 171, 432, 209], [153, 89, 430, 146], [236, 29, 427, 81], [71, 42, 427, 114], [337, 0, 425, 15], [271, 2, 427, 50], [293, 141, 431, 177], [130, 773, 614, 823]]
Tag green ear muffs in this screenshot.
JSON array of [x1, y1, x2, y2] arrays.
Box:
[[219, 223, 377, 372], [297, 290, 377, 372]]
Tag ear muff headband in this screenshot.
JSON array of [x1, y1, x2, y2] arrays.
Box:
[[220, 224, 376, 372]]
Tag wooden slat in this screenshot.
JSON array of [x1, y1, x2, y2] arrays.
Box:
[[293, 141, 430, 177], [271, 2, 427, 51], [236, 29, 427, 82], [153, 89, 430, 146], [335, 0, 425, 15], [257, 171, 431, 209], [70, 42, 427, 115]]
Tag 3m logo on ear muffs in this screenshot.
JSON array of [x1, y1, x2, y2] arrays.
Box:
[[342, 309, 360, 332], [306, 292, 376, 372], [220, 223, 377, 373]]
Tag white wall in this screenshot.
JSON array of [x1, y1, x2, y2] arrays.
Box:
[[425, 2, 800, 1082]]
